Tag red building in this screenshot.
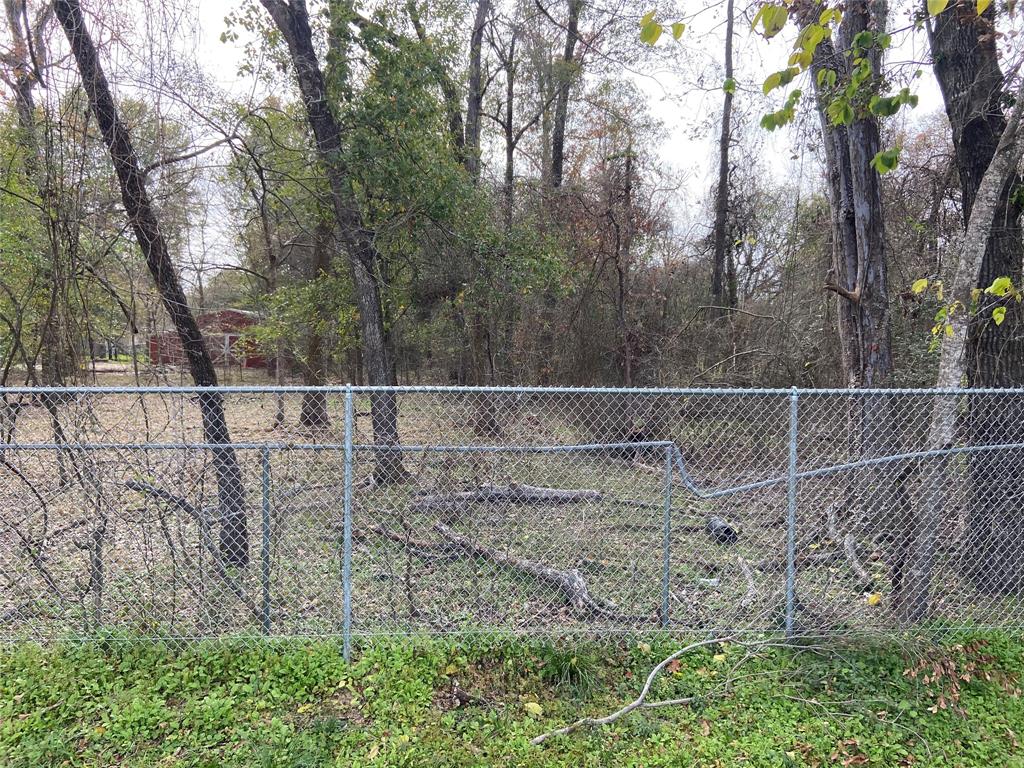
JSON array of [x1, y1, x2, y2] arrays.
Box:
[[148, 309, 267, 369]]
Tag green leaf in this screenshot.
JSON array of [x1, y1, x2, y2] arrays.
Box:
[[640, 20, 663, 44], [827, 99, 854, 126], [852, 30, 874, 51], [993, 306, 1007, 326], [763, 72, 782, 94], [912, 278, 929, 295], [870, 148, 901, 174], [869, 96, 899, 117], [723, 77, 736, 94], [986, 276, 1014, 296], [641, 9, 657, 26], [928, 0, 950, 15], [753, 4, 789, 38], [977, 0, 992, 14], [524, 701, 544, 717], [671, 22, 686, 40]]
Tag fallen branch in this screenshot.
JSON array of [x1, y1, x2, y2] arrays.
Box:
[[353, 522, 459, 562], [826, 501, 874, 590], [413, 483, 602, 512], [125, 481, 261, 620], [531, 636, 732, 745], [434, 522, 623, 619], [844, 534, 874, 590]]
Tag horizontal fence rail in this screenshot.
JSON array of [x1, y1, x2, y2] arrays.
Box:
[[2, 385, 1024, 652]]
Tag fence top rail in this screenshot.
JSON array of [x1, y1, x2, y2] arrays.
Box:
[[4, 384, 1024, 396]]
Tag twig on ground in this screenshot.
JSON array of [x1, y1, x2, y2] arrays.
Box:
[[531, 636, 734, 745]]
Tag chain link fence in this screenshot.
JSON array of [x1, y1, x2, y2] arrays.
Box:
[[2, 386, 1023, 650]]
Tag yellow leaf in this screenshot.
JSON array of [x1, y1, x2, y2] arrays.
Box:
[[444, 664, 458, 675], [945, 323, 954, 338], [977, 0, 992, 14], [524, 701, 544, 717], [866, 592, 882, 606], [928, 0, 950, 15], [712, 653, 727, 664], [911, 278, 929, 295]]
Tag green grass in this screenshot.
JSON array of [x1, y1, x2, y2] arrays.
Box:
[[2, 632, 1023, 767]]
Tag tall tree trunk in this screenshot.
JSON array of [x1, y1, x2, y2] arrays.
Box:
[[613, 143, 636, 386], [252, 189, 286, 429], [259, 0, 406, 485], [502, 34, 517, 230], [404, 0, 465, 160], [927, 0, 1024, 595], [895, 77, 1024, 622], [464, 0, 490, 180], [709, 0, 735, 313], [549, 0, 582, 189], [299, 218, 334, 428], [797, 0, 902, 591], [54, 0, 249, 567]]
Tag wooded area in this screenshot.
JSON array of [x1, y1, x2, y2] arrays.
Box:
[[2, 0, 1024, 619]]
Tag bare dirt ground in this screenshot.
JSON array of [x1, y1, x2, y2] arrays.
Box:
[[1, 369, 1007, 643]]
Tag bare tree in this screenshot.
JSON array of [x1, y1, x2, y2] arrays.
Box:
[[547, 0, 582, 189], [709, 0, 736, 313], [53, 0, 250, 567], [464, 0, 492, 180]]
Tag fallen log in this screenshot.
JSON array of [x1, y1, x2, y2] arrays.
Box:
[[433, 522, 623, 619], [412, 483, 602, 513]]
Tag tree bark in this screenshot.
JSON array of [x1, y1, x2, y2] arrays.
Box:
[[796, 0, 902, 590], [895, 76, 1024, 622], [299, 218, 334, 428], [259, 0, 406, 484], [549, 0, 582, 189], [54, 0, 249, 566], [464, 0, 491, 180], [927, 0, 1024, 595], [709, 0, 735, 313]]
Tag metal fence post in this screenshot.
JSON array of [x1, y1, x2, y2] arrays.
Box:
[[342, 385, 354, 662], [662, 444, 673, 629], [260, 446, 272, 636], [785, 387, 799, 639]]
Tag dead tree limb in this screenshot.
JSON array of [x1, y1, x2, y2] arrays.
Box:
[[413, 484, 602, 512], [125, 481, 261, 619], [353, 522, 458, 562], [531, 636, 735, 745], [827, 502, 874, 589], [433, 522, 622, 619]]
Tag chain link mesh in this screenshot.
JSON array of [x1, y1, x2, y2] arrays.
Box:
[[2, 387, 1022, 644]]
